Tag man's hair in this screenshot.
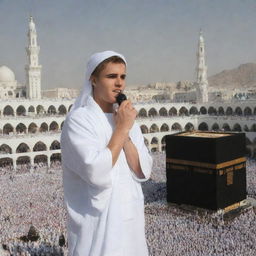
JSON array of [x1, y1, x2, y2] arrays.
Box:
[[91, 56, 126, 78]]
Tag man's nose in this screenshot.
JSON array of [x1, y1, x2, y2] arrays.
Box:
[[115, 77, 123, 87]]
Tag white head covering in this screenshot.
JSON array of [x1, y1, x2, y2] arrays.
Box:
[[71, 50, 126, 111]]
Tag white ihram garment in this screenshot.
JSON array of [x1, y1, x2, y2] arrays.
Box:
[[61, 95, 152, 256]]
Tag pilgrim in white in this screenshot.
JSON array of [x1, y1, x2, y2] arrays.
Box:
[[61, 51, 152, 256]]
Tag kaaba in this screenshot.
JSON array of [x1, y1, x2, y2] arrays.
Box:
[[166, 131, 247, 210]]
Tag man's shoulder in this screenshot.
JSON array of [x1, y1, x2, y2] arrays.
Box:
[[66, 106, 91, 121], [62, 106, 95, 138]]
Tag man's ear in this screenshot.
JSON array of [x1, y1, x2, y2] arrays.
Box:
[[90, 76, 96, 87]]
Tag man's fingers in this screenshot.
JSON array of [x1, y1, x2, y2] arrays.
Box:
[[120, 100, 129, 107], [119, 100, 134, 111]]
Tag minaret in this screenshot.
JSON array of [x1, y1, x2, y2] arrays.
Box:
[[25, 16, 42, 99], [196, 30, 208, 103]]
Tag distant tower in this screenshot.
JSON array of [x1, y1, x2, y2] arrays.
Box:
[[196, 30, 208, 103], [25, 16, 42, 99]]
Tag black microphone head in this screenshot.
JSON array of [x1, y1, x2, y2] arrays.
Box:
[[116, 93, 127, 106]]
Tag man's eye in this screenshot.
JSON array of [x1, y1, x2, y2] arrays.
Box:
[[121, 75, 126, 80], [107, 74, 117, 78]]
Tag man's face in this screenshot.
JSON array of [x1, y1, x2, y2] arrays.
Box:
[[92, 62, 126, 111]]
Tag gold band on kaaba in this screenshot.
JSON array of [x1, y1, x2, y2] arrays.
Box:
[[166, 157, 246, 170], [166, 157, 246, 185]]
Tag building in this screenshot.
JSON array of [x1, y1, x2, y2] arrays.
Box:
[[195, 30, 209, 103], [1, 18, 256, 170], [0, 66, 25, 99], [25, 16, 42, 99], [0, 17, 75, 169], [42, 88, 80, 99]]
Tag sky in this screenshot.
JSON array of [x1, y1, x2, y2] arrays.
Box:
[[0, 0, 256, 90]]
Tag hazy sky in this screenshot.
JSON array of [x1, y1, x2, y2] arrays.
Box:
[[0, 0, 256, 89]]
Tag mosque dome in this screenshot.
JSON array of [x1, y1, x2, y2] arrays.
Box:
[[0, 65, 16, 83]]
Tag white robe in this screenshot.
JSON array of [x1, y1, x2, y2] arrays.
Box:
[[61, 96, 152, 256]]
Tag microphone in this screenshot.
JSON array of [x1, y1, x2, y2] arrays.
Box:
[[116, 93, 127, 106]]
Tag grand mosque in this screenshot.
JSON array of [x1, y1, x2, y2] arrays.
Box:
[[1, 17, 256, 169]]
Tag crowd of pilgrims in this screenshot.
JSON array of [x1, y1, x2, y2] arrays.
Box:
[[0, 154, 255, 255]]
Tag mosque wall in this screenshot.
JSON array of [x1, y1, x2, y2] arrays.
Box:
[[1, 99, 256, 170]]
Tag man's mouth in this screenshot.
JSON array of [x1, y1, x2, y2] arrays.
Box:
[[113, 89, 121, 94]]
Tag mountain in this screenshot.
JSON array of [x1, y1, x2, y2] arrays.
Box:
[[208, 63, 256, 89]]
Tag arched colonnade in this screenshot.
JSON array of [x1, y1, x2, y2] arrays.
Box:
[[0, 139, 61, 169]]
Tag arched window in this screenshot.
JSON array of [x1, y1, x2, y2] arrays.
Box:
[[49, 121, 59, 132], [3, 105, 14, 116], [185, 123, 194, 131], [218, 107, 224, 115], [200, 107, 207, 115], [34, 155, 48, 164], [50, 140, 61, 150], [17, 156, 30, 166], [36, 105, 45, 115], [208, 106, 217, 115], [138, 108, 147, 117], [179, 107, 188, 116], [223, 123, 231, 131], [33, 141, 47, 152], [40, 122, 48, 132], [235, 107, 242, 116], [0, 144, 12, 154], [160, 123, 169, 132], [150, 124, 159, 133], [212, 123, 220, 131], [16, 123, 27, 134], [159, 107, 167, 116], [3, 123, 14, 135], [28, 123, 38, 133], [198, 122, 208, 131], [16, 143, 30, 153], [28, 105, 35, 113], [233, 123, 242, 132], [140, 125, 148, 134], [50, 153, 61, 164], [244, 107, 252, 116], [58, 105, 67, 115], [171, 123, 182, 131], [0, 157, 13, 167], [189, 107, 198, 115], [169, 107, 177, 116], [16, 105, 26, 116], [48, 105, 57, 115], [226, 107, 233, 115], [148, 108, 157, 117]]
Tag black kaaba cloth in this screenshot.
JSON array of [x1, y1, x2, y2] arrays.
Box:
[[166, 131, 247, 210]]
